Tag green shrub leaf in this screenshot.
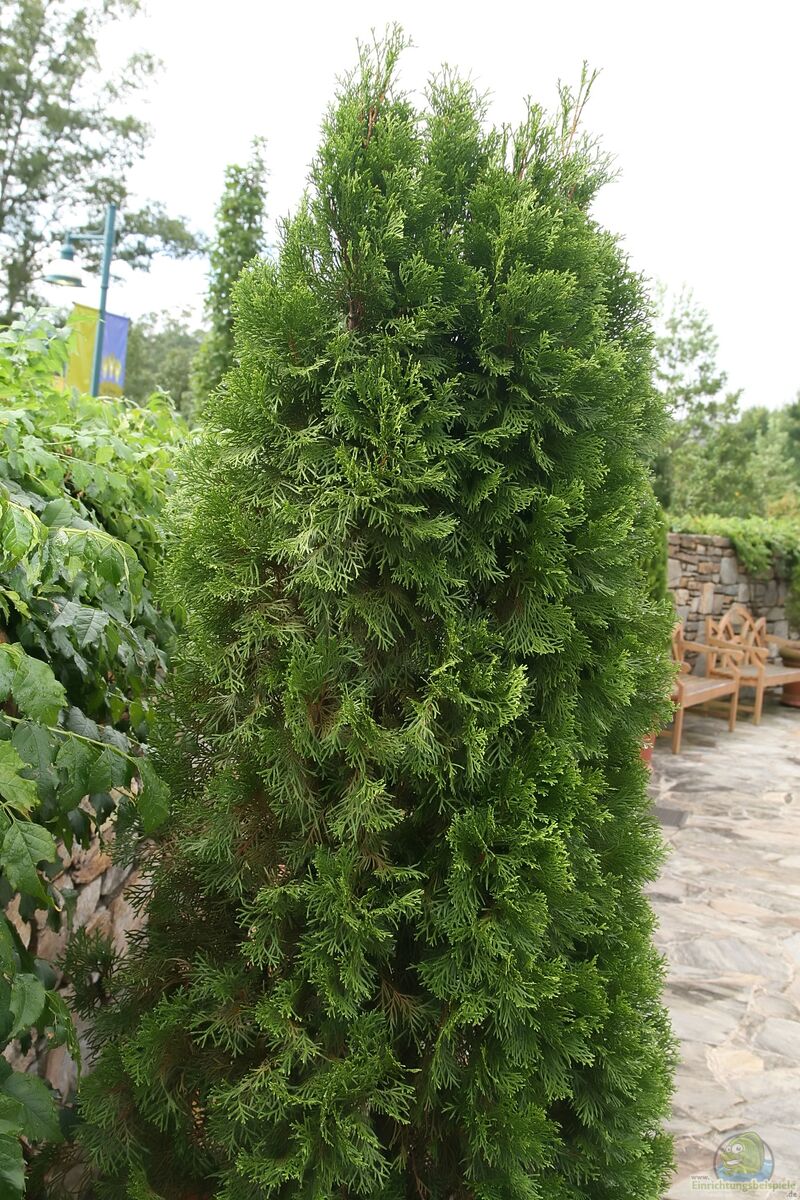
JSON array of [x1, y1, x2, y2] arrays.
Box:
[[1, 822, 57, 903], [137, 758, 169, 833], [10, 654, 66, 725], [0, 1072, 61, 1142], [0, 743, 39, 816], [8, 974, 46, 1038]]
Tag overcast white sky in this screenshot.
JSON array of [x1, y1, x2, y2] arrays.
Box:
[[49, 0, 800, 409]]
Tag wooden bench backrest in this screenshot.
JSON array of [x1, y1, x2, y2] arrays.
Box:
[[672, 621, 720, 676], [706, 604, 768, 665]]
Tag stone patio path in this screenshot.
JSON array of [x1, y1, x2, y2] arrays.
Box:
[[648, 701, 800, 1198]]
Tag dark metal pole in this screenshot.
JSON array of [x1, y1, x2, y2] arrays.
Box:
[[90, 203, 117, 397]]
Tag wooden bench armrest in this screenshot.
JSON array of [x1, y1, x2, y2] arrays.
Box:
[[710, 666, 741, 681], [767, 634, 800, 653], [707, 636, 767, 664], [680, 639, 711, 656]]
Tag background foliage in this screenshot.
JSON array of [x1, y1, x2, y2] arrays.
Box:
[[124, 309, 205, 420], [654, 289, 800, 520], [0, 0, 201, 323], [191, 138, 268, 407], [0, 310, 182, 1193]]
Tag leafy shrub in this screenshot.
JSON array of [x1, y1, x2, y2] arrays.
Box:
[[0, 310, 183, 1193], [670, 513, 800, 577], [643, 502, 669, 603], [79, 36, 675, 1200]]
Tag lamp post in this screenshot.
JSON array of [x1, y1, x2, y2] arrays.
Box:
[[43, 202, 117, 397]]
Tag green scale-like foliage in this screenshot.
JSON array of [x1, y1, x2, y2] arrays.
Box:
[[79, 34, 676, 1200]]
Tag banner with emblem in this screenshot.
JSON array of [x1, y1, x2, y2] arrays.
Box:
[[65, 305, 130, 396]]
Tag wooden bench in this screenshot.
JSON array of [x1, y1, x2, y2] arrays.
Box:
[[706, 604, 800, 724], [671, 623, 743, 754]]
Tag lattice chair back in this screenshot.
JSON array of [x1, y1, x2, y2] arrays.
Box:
[[707, 604, 768, 666]]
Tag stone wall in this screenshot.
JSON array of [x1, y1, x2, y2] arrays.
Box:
[[3, 828, 146, 1102], [668, 531, 793, 644]]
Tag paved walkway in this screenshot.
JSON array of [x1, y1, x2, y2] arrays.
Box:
[[648, 701, 800, 1198]]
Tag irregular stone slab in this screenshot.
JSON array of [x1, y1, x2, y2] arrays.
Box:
[[649, 703, 800, 1199]]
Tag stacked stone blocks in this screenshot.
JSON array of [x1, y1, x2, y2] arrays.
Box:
[[668, 532, 792, 646]]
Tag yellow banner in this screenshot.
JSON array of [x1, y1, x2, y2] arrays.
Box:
[[65, 305, 97, 394], [64, 305, 127, 396]]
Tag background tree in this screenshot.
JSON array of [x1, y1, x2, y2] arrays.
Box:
[[780, 393, 800, 480], [652, 287, 741, 510], [191, 138, 268, 404], [0, 0, 202, 323], [124, 309, 206, 419], [79, 34, 675, 1200], [654, 289, 799, 517]]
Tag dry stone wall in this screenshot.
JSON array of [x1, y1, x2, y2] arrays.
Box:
[[668, 531, 793, 644]]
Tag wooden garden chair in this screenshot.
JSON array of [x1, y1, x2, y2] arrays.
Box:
[[671, 622, 743, 754], [706, 604, 800, 724]]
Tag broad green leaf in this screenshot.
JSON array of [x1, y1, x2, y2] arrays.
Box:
[[40, 498, 82, 529], [91, 536, 126, 586], [0, 502, 41, 565], [137, 758, 170, 833], [66, 459, 92, 490], [0, 1093, 25, 1136], [51, 600, 111, 650], [0, 1130, 24, 1194], [11, 722, 55, 784], [1, 822, 57, 904], [0, 743, 39, 816], [87, 745, 131, 795], [8, 973, 46, 1038], [64, 706, 101, 743], [55, 737, 97, 808], [0, 645, 21, 700], [0, 921, 16, 975], [94, 444, 115, 465], [0, 589, 30, 619], [10, 653, 66, 724], [1, 1072, 62, 1142]]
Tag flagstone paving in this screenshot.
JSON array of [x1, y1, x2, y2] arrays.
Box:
[[648, 701, 800, 1199]]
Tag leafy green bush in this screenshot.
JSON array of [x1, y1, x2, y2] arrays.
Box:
[[0, 310, 183, 1193], [79, 36, 675, 1200], [670, 513, 800, 578], [643, 502, 669, 603]]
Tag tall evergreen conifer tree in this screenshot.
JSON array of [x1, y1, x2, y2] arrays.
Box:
[[79, 32, 675, 1200], [192, 138, 269, 403]]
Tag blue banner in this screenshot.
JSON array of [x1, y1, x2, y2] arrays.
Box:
[[66, 306, 130, 396], [100, 310, 130, 395]]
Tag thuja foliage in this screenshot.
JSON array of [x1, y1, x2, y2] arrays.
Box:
[[0, 311, 182, 1194], [80, 33, 676, 1200]]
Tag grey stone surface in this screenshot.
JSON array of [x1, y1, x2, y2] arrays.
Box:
[[649, 701, 800, 1197]]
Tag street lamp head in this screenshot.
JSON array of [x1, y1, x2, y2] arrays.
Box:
[[43, 237, 84, 288]]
